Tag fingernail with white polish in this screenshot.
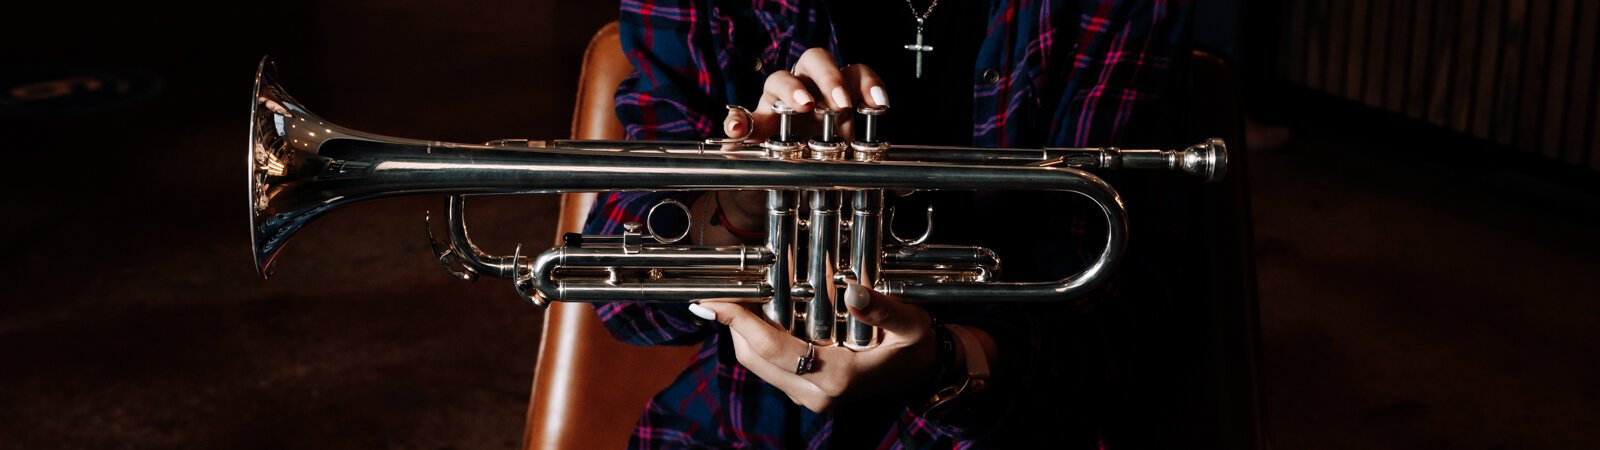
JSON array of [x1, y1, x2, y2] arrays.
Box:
[[831, 86, 850, 108], [845, 282, 871, 310], [688, 303, 717, 321], [870, 86, 888, 107], [793, 89, 813, 106]]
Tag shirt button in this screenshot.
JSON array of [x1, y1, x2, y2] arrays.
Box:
[[981, 68, 1002, 85], [753, 60, 764, 72]]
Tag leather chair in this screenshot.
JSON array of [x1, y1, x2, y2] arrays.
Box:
[[523, 23, 1261, 450]]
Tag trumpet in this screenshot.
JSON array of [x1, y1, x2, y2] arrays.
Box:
[[247, 57, 1226, 349]]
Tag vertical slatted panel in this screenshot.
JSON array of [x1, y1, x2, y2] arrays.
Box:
[[1540, 0, 1578, 161], [1561, 1, 1599, 166], [1592, 32, 1600, 171], [1516, 0, 1554, 154], [1304, 0, 1326, 90], [1345, 0, 1368, 99], [1492, 0, 1530, 146], [1592, 74, 1600, 170], [1363, 0, 1389, 108], [1469, 0, 1499, 140], [1451, 0, 1481, 134], [1383, 0, 1414, 112], [1283, 0, 1309, 85], [1326, 0, 1348, 95], [1405, 0, 1435, 120], [1277, 0, 1600, 171], [1425, 1, 1459, 128]]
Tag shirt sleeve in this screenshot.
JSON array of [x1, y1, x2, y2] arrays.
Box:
[[1054, 0, 1194, 148], [614, 0, 725, 141], [613, 0, 838, 141]]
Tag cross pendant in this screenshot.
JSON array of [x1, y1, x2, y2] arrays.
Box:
[[903, 28, 933, 79]]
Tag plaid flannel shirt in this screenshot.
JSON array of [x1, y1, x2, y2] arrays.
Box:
[[585, 0, 1192, 447]]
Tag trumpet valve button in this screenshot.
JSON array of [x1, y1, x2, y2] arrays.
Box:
[[762, 140, 805, 160], [813, 106, 845, 143], [808, 140, 848, 161], [854, 105, 887, 144], [850, 141, 889, 162], [772, 101, 800, 142]]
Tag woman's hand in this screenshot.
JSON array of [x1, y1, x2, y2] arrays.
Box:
[[722, 47, 889, 142], [692, 280, 935, 413], [710, 48, 889, 236]]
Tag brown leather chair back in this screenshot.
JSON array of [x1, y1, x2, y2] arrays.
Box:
[[521, 22, 698, 450]]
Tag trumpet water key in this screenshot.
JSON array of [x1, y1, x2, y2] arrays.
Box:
[[247, 57, 1227, 349]]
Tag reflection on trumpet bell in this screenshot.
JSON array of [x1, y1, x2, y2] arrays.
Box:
[[247, 56, 1226, 349]]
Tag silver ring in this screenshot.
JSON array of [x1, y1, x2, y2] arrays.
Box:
[[794, 342, 818, 375]]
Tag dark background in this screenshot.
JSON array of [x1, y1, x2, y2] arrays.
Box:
[[2, 0, 1597, 449], [2, 1, 613, 447]]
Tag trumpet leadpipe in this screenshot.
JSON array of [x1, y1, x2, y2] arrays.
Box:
[[518, 139, 1226, 182]]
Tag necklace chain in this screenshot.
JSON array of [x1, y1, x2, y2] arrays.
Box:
[[904, 0, 939, 32]]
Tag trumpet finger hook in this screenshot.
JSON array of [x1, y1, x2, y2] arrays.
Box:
[[425, 209, 479, 281]]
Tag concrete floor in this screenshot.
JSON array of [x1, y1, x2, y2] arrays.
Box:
[[1251, 129, 1600, 449], [2, 2, 1598, 449]]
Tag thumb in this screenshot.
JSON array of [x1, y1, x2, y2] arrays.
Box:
[[723, 106, 752, 140], [843, 280, 928, 336]]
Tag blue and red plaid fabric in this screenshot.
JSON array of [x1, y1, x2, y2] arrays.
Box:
[[585, 0, 1192, 447]]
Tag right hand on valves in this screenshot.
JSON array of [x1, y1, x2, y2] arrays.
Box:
[[713, 48, 889, 232], [723, 48, 889, 142]]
